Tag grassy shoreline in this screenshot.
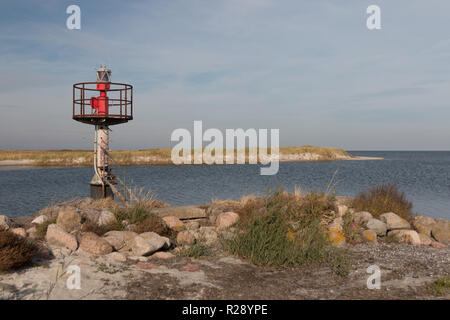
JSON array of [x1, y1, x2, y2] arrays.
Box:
[[0, 146, 382, 167]]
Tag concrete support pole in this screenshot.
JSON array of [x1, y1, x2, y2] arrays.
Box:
[[96, 125, 109, 175]]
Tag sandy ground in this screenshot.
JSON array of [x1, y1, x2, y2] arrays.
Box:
[[0, 242, 447, 300], [0, 160, 33, 167]]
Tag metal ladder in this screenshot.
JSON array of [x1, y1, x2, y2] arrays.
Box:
[[99, 145, 139, 204]]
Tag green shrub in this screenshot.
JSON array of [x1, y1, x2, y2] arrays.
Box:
[[352, 184, 413, 220], [227, 188, 350, 276], [180, 239, 211, 258], [0, 231, 38, 271], [430, 277, 450, 296]]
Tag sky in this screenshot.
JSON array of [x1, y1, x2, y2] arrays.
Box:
[[0, 0, 449, 150]]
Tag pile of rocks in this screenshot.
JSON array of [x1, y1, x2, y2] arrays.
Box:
[[0, 203, 242, 264], [327, 204, 450, 248], [2, 196, 449, 268]]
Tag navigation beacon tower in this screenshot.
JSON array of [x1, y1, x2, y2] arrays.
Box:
[[72, 65, 133, 200]]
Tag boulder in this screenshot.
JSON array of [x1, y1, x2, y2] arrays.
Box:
[[103, 230, 137, 251], [151, 251, 175, 260], [56, 209, 81, 232], [80, 232, 113, 255], [387, 230, 421, 245], [0, 215, 11, 231], [365, 218, 387, 236], [327, 230, 346, 247], [131, 232, 167, 256], [97, 210, 116, 226], [431, 226, 450, 243], [162, 216, 184, 231], [337, 205, 348, 217], [418, 233, 432, 246], [31, 215, 48, 225], [216, 212, 240, 230], [362, 230, 378, 244], [412, 215, 436, 237], [195, 226, 218, 245], [353, 211, 373, 225], [152, 206, 207, 220], [206, 200, 241, 224], [431, 241, 446, 249], [328, 222, 343, 233], [45, 224, 78, 251], [176, 230, 196, 245], [140, 232, 171, 250], [435, 218, 450, 230], [11, 228, 26, 238], [380, 212, 411, 230]]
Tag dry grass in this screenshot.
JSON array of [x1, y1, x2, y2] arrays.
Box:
[[0, 145, 353, 166], [81, 219, 119, 236], [0, 231, 37, 271], [88, 198, 121, 212], [352, 184, 413, 220], [131, 215, 175, 238]]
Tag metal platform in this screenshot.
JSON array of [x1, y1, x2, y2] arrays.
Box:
[[73, 82, 133, 126], [72, 115, 132, 126]]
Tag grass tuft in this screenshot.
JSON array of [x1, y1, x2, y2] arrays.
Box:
[[180, 238, 212, 258], [352, 184, 413, 220], [227, 188, 350, 276], [81, 219, 119, 236], [429, 277, 450, 296], [131, 215, 174, 238]]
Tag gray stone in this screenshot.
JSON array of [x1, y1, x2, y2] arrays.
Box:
[[387, 230, 421, 245], [412, 215, 436, 236], [140, 232, 171, 250], [380, 212, 411, 230], [431, 226, 450, 243], [353, 211, 373, 225], [97, 210, 116, 226], [131, 232, 167, 256], [152, 206, 207, 220], [365, 218, 387, 236], [0, 215, 11, 231], [103, 230, 137, 251], [216, 212, 240, 230], [31, 215, 48, 225], [45, 224, 78, 251]]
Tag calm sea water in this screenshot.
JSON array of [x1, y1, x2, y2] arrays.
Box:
[[0, 151, 449, 219]]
